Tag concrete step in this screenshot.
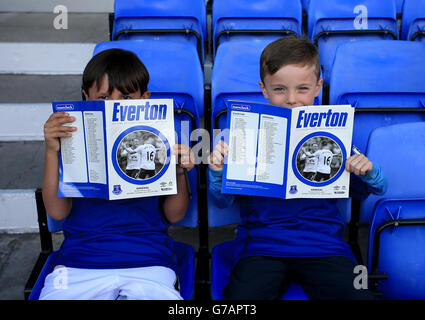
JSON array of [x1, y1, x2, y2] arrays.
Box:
[[0, 13, 110, 43], [0, 142, 45, 189], [0, 42, 95, 75], [0, 104, 51, 141], [0, 0, 113, 13], [0, 75, 81, 103]]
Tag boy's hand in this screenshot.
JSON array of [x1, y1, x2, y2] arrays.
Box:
[[172, 144, 195, 172], [43, 112, 76, 153], [345, 154, 373, 176], [208, 140, 229, 171]]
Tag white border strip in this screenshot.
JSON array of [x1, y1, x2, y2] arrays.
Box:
[[0, 189, 38, 233], [0, 42, 95, 75], [0, 0, 114, 13], [0, 103, 52, 141]]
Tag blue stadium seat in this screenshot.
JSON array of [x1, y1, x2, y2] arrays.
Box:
[[94, 40, 204, 228], [329, 40, 425, 154], [209, 187, 352, 300], [361, 123, 425, 299], [210, 39, 340, 300], [28, 213, 195, 300], [211, 240, 309, 300], [210, 39, 322, 226], [212, 0, 302, 54], [25, 40, 203, 300], [111, 0, 207, 63], [401, 0, 425, 41], [308, 0, 398, 83]]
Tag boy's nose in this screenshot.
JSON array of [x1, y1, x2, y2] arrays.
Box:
[[286, 91, 297, 106]]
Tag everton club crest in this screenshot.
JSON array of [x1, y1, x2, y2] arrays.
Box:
[[112, 185, 123, 195]]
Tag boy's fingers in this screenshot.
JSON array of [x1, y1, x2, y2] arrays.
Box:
[[358, 160, 373, 175], [172, 144, 189, 155], [48, 112, 75, 122], [173, 144, 195, 167], [218, 140, 229, 152], [345, 154, 361, 170], [214, 140, 229, 157], [346, 154, 372, 175], [208, 150, 223, 168], [212, 152, 223, 165], [44, 125, 76, 136]]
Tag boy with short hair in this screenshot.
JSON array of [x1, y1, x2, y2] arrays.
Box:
[[41, 48, 194, 300], [209, 37, 387, 300]]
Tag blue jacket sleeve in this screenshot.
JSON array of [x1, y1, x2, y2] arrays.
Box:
[[349, 163, 388, 200], [208, 168, 236, 208]]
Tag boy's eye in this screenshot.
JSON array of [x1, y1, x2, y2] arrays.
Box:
[[98, 95, 108, 100], [299, 87, 309, 91], [122, 95, 132, 100], [273, 87, 285, 92]]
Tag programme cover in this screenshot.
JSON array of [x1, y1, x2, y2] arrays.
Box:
[[53, 99, 177, 200], [222, 100, 354, 199]]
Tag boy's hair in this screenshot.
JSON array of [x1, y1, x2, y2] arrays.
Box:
[[260, 37, 321, 82], [82, 48, 149, 99]]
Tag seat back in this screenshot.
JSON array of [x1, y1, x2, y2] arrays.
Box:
[[212, 0, 302, 53], [210, 38, 326, 226], [361, 122, 425, 223], [30, 212, 195, 300], [401, 0, 425, 41], [210, 39, 269, 227], [330, 40, 425, 153], [94, 40, 204, 227], [112, 0, 207, 62], [362, 123, 425, 299], [308, 0, 398, 83]]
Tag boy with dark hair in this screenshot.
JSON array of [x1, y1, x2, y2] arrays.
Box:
[[41, 48, 194, 300], [209, 37, 387, 300]]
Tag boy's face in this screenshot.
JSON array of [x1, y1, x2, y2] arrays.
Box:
[[259, 64, 323, 109], [83, 74, 151, 101]]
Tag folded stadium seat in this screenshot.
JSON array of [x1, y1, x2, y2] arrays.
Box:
[[210, 39, 337, 300], [25, 190, 195, 300], [361, 123, 425, 299], [94, 40, 204, 229], [308, 0, 398, 84], [210, 197, 353, 300], [401, 0, 425, 41], [212, 0, 302, 54], [111, 0, 207, 63], [329, 40, 425, 154]]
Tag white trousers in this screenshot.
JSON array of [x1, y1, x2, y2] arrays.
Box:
[[39, 265, 183, 300]]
